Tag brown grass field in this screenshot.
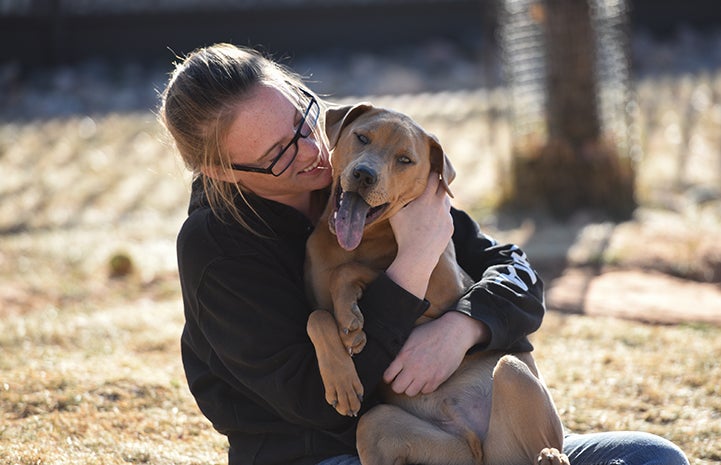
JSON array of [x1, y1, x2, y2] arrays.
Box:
[[2, 58, 721, 463]]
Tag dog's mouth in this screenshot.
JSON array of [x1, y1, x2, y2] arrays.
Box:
[[329, 183, 389, 251]]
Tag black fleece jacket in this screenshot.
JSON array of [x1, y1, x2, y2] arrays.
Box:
[[177, 177, 545, 465]]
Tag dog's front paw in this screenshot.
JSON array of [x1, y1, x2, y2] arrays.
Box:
[[536, 448, 570, 465], [308, 309, 365, 416], [341, 328, 366, 355], [336, 302, 366, 355], [336, 301, 364, 335], [323, 365, 364, 417]]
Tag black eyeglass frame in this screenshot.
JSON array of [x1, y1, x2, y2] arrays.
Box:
[[229, 88, 319, 177]]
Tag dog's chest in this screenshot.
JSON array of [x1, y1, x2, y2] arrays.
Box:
[[348, 241, 397, 272], [344, 223, 397, 270]]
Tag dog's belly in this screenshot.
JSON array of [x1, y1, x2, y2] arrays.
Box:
[[381, 351, 502, 442]]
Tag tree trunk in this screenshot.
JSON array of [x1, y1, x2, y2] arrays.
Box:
[[545, 0, 600, 145], [504, 0, 636, 219]]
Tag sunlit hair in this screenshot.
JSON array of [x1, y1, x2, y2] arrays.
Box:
[[158, 43, 326, 234]]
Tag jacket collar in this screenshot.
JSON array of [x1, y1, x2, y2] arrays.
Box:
[[188, 176, 325, 238]]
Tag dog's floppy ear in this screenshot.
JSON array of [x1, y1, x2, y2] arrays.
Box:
[[429, 134, 456, 198], [325, 103, 373, 149]]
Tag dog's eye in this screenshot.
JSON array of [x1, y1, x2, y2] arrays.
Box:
[[355, 133, 370, 145], [397, 155, 412, 164]]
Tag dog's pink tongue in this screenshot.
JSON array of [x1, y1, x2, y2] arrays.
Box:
[[335, 191, 370, 251]]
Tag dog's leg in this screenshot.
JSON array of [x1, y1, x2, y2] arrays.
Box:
[[482, 354, 568, 465], [307, 310, 364, 416], [357, 404, 477, 465], [329, 262, 378, 355]]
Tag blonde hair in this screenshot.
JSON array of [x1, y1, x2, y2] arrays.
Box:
[[158, 43, 323, 232]]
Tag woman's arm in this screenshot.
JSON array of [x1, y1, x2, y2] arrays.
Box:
[[351, 175, 455, 402], [191, 255, 353, 430], [386, 173, 454, 298], [381, 207, 545, 396], [188, 250, 430, 432], [449, 208, 545, 351]]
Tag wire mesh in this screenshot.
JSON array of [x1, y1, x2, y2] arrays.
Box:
[[498, 0, 638, 159]]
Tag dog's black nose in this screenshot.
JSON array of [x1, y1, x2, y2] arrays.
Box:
[[352, 165, 377, 187]]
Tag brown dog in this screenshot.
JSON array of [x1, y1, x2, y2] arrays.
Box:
[[305, 103, 567, 465]]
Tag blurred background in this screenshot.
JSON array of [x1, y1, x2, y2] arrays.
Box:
[[1, 1, 721, 464], [2, 0, 720, 299]]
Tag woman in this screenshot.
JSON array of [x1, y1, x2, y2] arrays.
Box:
[[158, 43, 688, 465]]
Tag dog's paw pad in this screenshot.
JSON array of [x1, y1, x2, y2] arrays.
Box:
[[350, 331, 366, 355], [537, 448, 570, 465], [347, 303, 364, 331], [341, 329, 366, 356]]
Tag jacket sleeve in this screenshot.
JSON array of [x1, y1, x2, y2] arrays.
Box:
[[353, 273, 430, 395], [448, 208, 545, 352], [189, 252, 425, 434]]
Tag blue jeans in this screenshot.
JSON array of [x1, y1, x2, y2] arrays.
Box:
[[316, 431, 689, 465]]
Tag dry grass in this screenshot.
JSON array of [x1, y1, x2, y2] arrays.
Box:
[[533, 313, 721, 465], [0, 296, 228, 464], [1, 279, 719, 464]]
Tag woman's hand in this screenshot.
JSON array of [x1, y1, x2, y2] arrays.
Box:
[[386, 173, 453, 299], [383, 311, 489, 396]]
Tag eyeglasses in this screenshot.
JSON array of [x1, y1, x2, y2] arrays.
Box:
[[230, 88, 320, 177]]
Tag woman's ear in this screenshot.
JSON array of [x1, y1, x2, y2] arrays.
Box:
[[325, 103, 373, 149]]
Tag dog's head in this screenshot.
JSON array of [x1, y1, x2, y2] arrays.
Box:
[[325, 102, 455, 251]]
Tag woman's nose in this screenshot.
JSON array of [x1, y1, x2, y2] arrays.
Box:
[[297, 134, 320, 159]]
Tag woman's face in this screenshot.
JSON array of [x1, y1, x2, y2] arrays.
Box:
[[218, 85, 332, 205]]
